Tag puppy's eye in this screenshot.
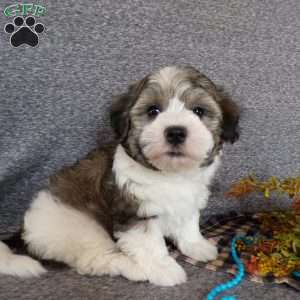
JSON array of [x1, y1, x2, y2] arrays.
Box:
[[147, 105, 161, 118], [192, 106, 206, 118]]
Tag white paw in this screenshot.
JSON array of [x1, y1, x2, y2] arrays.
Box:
[[0, 254, 46, 277], [77, 251, 147, 282], [144, 256, 187, 286], [180, 238, 218, 262], [112, 254, 148, 282]]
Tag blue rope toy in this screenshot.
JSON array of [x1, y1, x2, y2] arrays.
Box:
[[292, 271, 300, 278], [206, 236, 245, 300], [206, 236, 300, 300]]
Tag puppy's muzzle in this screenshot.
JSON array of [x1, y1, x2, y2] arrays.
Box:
[[164, 126, 187, 146]]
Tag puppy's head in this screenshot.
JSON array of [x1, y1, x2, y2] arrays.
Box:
[[111, 66, 239, 172]]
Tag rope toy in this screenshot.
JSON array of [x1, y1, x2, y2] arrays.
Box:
[[292, 271, 300, 278], [206, 236, 245, 300]]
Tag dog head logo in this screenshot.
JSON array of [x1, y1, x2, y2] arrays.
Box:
[[3, 3, 46, 47]]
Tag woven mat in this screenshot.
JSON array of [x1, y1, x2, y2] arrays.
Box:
[[169, 212, 300, 291]]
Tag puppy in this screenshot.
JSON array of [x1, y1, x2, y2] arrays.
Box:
[[0, 66, 239, 286]]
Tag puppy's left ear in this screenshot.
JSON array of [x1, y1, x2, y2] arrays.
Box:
[[217, 88, 240, 143], [110, 76, 148, 141]]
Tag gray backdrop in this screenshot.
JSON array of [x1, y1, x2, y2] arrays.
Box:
[[0, 0, 299, 234]]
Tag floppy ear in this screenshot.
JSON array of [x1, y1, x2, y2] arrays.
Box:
[[217, 88, 240, 143], [110, 76, 148, 141], [110, 93, 132, 141]]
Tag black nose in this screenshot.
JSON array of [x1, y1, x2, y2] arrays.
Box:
[[165, 126, 187, 146]]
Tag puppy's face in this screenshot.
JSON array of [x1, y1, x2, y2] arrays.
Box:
[[111, 66, 239, 172]]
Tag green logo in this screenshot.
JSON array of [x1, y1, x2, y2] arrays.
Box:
[[4, 3, 46, 17]]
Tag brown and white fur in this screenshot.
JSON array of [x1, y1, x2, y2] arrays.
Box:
[[0, 66, 239, 286]]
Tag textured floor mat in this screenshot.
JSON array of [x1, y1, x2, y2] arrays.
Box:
[[170, 212, 300, 291]]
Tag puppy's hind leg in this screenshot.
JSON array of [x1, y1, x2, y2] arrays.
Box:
[[23, 191, 146, 281], [0, 241, 46, 277]]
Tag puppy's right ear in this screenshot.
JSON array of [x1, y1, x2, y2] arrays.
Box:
[[110, 76, 148, 141]]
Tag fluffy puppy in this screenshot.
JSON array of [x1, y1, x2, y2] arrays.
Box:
[[0, 66, 239, 286]]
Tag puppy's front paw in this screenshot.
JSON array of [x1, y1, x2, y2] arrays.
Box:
[[144, 256, 187, 286], [180, 238, 218, 262]]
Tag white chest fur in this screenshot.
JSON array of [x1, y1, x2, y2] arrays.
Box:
[[113, 146, 220, 222], [113, 145, 220, 278]]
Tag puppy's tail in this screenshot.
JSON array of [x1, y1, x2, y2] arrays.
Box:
[[0, 232, 46, 277]]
